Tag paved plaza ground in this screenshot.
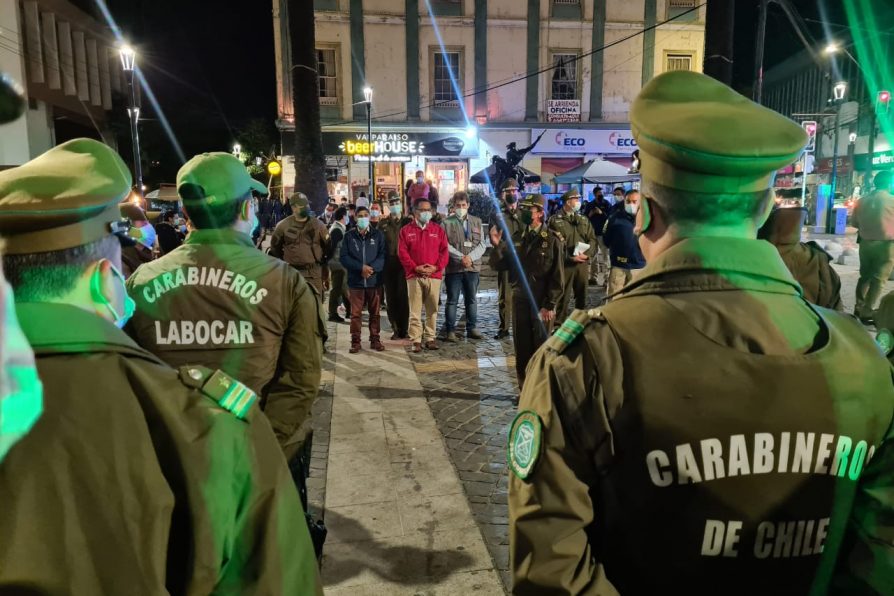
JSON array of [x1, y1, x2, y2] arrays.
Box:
[[309, 232, 894, 595]]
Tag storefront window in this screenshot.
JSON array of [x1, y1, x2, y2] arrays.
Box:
[[426, 161, 468, 208]]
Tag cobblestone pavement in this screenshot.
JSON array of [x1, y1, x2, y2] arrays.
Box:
[[406, 277, 607, 592]]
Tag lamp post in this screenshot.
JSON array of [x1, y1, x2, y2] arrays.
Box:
[[232, 143, 242, 159], [827, 80, 847, 234], [119, 45, 143, 206], [825, 42, 881, 197], [363, 86, 373, 201]]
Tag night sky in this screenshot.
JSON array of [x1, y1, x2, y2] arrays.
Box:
[[96, 0, 870, 184]]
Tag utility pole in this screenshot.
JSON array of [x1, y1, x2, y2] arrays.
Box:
[[704, 0, 735, 85], [288, 0, 329, 212]]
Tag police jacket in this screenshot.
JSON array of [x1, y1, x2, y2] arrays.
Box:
[[491, 223, 565, 311], [125, 229, 325, 447], [269, 215, 329, 272], [2, 302, 322, 595], [603, 210, 646, 269], [585, 197, 612, 237], [549, 210, 598, 264], [326, 221, 347, 270], [489, 204, 524, 272], [340, 227, 386, 288], [759, 207, 842, 310], [509, 237, 894, 595]]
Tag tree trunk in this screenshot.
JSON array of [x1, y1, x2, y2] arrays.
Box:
[[287, 0, 328, 212]]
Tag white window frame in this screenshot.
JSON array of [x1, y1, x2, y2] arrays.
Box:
[[668, 0, 698, 7], [316, 45, 339, 106], [664, 51, 695, 73], [553, 0, 580, 4], [550, 51, 580, 101], [430, 47, 464, 109]]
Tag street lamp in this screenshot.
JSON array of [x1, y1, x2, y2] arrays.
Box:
[[119, 44, 143, 206], [828, 80, 847, 233], [363, 86, 373, 202], [232, 143, 242, 159]]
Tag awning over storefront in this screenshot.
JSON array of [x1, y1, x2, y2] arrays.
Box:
[[553, 159, 640, 184]]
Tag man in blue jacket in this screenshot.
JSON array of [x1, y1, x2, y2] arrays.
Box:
[[603, 189, 646, 295], [340, 206, 386, 353]]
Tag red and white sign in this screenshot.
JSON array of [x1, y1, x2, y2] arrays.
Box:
[[546, 100, 581, 123]]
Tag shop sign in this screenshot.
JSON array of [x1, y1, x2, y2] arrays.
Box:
[[854, 151, 894, 171], [815, 156, 851, 174], [322, 131, 478, 159], [546, 100, 581, 123], [531, 128, 638, 154]]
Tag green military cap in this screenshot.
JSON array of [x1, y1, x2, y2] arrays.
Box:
[[501, 179, 520, 191], [631, 71, 808, 193], [560, 189, 581, 201], [289, 192, 309, 208], [519, 194, 546, 210], [387, 191, 400, 204], [0, 138, 132, 255], [177, 152, 267, 204]]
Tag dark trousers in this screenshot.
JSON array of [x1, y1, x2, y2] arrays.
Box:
[[349, 287, 381, 344], [383, 257, 409, 336], [512, 298, 552, 390], [855, 239, 894, 317], [444, 271, 480, 332], [556, 261, 589, 323], [497, 269, 513, 334], [328, 268, 349, 318]]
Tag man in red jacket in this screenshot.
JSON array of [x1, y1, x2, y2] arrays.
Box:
[[398, 198, 449, 352]]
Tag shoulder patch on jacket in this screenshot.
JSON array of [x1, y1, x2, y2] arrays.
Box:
[[546, 308, 604, 353], [179, 366, 256, 420]]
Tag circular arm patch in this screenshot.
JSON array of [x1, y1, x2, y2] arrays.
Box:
[[507, 410, 543, 480]]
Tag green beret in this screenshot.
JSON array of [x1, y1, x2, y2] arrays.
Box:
[[631, 71, 808, 193], [0, 138, 132, 255], [560, 189, 581, 201], [177, 152, 267, 204], [519, 194, 546, 210]]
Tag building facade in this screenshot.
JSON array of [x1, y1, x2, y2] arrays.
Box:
[[762, 43, 892, 229], [0, 0, 120, 168], [273, 0, 706, 206]]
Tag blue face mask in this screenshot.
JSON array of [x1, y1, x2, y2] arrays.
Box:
[[0, 281, 43, 463], [370, 209, 381, 218], [390, 205, 402, 216], [357, 217, 370, 230], [91, 260, 136, 329], [418, 212, 432, 225]]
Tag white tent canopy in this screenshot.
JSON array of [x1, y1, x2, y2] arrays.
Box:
[[553, 159, 640, 184]]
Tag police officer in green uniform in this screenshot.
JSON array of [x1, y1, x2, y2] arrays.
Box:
[[508, 71, 894, 595], [0, 139, 321, 594], [758, 206, 843, 310], [126, 152, 325, 452], [549, 188, 598, 322], [489, 194, 564, 389], [270, 192, 331, 296], [490, 178, 525, 340], [380, 191, 412, 339]]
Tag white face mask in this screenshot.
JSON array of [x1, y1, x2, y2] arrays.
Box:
[[390, 205, 402, 216], [625, 203, 639, 216], [417, 177, 425, 185], [455, 207, 468, 219]]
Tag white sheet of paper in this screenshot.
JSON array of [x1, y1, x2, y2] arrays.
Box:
[[574, 242, 591, 256]]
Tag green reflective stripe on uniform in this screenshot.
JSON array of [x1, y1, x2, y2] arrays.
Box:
[[219, 383, 242, 410], [230, 387, 256, 419], [554, 329, 576, 345], [561, 318, 585, 335]]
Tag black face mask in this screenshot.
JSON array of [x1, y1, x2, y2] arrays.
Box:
[[505, 194, 517, 205], [520, 210, 533, 226]]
